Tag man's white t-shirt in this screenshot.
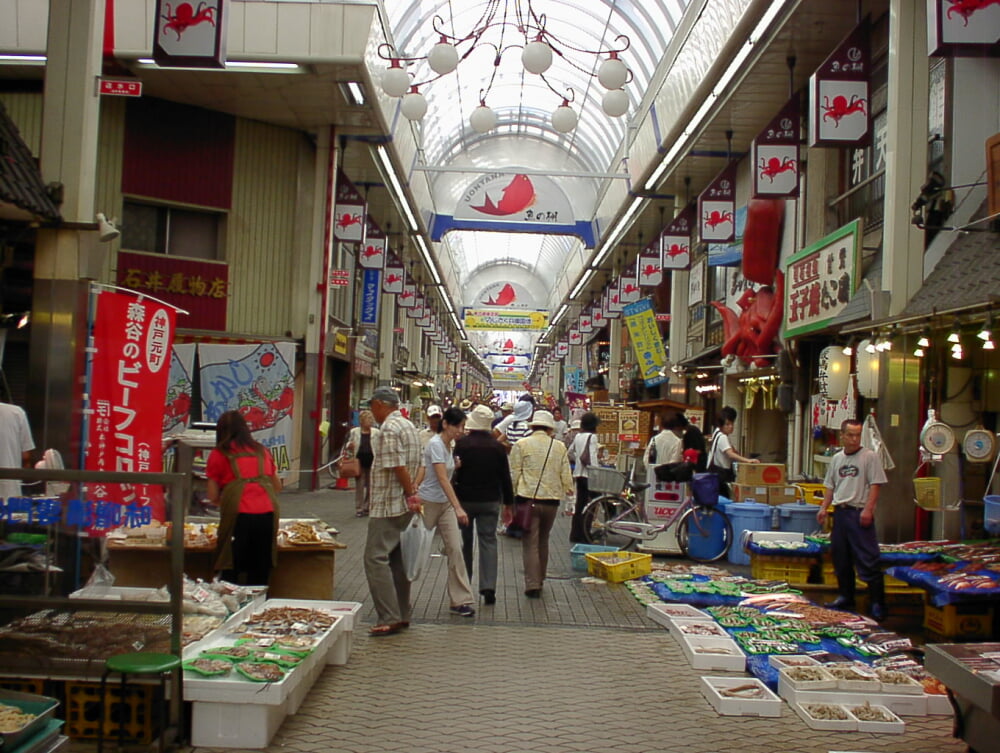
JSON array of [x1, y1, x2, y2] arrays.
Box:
[[0, 403, 34, 499]]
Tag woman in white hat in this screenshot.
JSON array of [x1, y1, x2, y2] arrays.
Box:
[[507, 411, 574, 598]]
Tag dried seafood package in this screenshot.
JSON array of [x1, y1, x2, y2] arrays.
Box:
[[236, 662, 286, 683]]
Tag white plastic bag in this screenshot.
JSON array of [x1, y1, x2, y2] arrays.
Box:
[[400, 513, 434, 582]]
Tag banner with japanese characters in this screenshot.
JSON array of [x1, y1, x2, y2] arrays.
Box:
[[752, 95, 801, 198], [809, 19, 871, 147], [85, 290, 176, 524], [622, 297, 668, 387], [117, 251, 226, 331], [163, 343, 196, 436], [784, 219, 861, 338], [699, 162, 737, 243], [198, 342, 296, 473]]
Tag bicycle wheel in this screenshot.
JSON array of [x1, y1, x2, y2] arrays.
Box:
[[676, 504, 732, 563], [582, 495, 640, 551]]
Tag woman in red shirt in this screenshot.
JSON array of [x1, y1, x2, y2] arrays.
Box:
[[206, 410, 282, 585]]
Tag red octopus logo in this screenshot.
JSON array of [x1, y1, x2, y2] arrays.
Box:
[[386, 273, 403, 286], [758, 156, 797, 182], [161, 2, 216, 41], [821, 95, 867, 127], [640, 264, 659, 279], [703, 210, 734, 230], [947, 0, 1000, 25], [336, 213, 362, 230], [664, 242, 688, 259], [362, 245, 383, 259]]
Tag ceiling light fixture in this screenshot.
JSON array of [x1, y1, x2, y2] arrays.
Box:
[[377, 0, 632, 132], [375, 145, 420, 232], [917, 329, 931, 348], [947, 319, 962, 344], [977, 315, 993, 342]]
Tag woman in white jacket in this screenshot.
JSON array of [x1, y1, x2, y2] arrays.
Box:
[[344, 410, 379, 516]]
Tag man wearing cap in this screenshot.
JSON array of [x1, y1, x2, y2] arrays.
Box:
[[365, 387, 423, 636], [508, 410, 574, 597], [419, 404, 443, 450]]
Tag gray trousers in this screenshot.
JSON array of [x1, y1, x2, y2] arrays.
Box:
[[460, 500, 500, 592], [364, 512, 413, 625]]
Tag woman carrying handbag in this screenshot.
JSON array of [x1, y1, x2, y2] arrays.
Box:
[[508, 411, 574, 598], [343, 410, 379, 516]]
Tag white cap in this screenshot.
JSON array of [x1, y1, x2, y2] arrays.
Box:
[[426, 404, 443, 417]]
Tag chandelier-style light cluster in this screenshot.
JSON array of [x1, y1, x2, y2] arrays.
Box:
[[377, 0, 632, 134]]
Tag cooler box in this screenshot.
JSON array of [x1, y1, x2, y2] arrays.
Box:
[[777, 502, 820, 536], [684, 506, 730, 561], [725, 501, 773, 566], [984, 495, 1000, 535]]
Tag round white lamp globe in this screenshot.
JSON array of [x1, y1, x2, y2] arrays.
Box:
[[428, 41, 459, 75], [470, 105, 497, 134], [522, 40, 553, 75], [597, 55, 628, 90], [401, 90, 428, 120], [602, 88, 629, 117], [551, 104, 578, 133], [381, 65, 411, 97]]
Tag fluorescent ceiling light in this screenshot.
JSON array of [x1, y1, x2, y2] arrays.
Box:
[[376, 145, 419, 232], [415, 235, 443, 285], [0, 55, 46, 62], [570, 269, 596, 300], [593, 197, 644, 266], [225, 61, 300, 70], [343, 82, 366, 106]]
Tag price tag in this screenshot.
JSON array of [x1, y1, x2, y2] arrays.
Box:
[[192, 585, 211, 603], [291, 621, 309, 632]]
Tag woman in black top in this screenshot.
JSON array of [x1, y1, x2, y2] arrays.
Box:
[[345, 410, 379, 516], [453, 405, 515, 605]]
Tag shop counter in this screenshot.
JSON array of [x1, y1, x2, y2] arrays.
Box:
[[925, 642, 1000, 753]]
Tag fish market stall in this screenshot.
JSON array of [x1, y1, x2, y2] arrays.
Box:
[[925, 642, 1000, 753]]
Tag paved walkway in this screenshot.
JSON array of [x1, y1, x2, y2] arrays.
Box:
[[191, 487, 964, 753]]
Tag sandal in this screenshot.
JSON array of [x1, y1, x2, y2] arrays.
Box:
[[369, 624, 402, 637], [393, 621, 410, 630]]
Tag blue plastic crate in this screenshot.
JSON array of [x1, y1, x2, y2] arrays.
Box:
[[570, 543, 620, 572]]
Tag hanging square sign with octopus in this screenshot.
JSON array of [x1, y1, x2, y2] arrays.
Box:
[[333, 169, 366, 243], [660, 204, 694, 270], [809, 18, 871, 148], [579, 307, 594, 334], [153, 0, 227, 69], [927, 0, 1000, 57], [752, 95, 801, 198], [637, 240, 663, 287], [359, 216, 386, 269], [699, 163, 737, 243]]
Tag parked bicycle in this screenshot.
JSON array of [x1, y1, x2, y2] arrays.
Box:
[[580, 464, 733, 563]]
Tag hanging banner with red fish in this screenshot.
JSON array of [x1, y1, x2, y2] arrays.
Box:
[[619, 275, 641, 304], [359, 216, 386, 268], [699, 162, 737, 243], [809, 19, 871, 147], [197, 341, 296, 473], [486, 353, 531, 367], [660, 205, 694, 270], [927, 0, 1000, 56], [752, 95, 801, 198], [434, 171, 595, 247], [398, 283, 417, 307], [333, 169, 366, 243], [383, 264, 405, 294], [477, 280, 536, 308]]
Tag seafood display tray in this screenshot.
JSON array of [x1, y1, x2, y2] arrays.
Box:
[[0, 689, 59, 751], [645, 602, 710, 629], [768, 654, 820, 671], [699, 676, 782, 717], [670, 618, 729, 638], [791, 702, 857, 731], [849, 703, 905, 734], [777, 666, 837, 691], [778, 682, 928, 716], [680, 635, 747, 672]]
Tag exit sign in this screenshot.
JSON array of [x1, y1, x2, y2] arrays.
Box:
[[99, 79, 143, 97]]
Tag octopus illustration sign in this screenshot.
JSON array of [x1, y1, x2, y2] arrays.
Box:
[[699, 162, 737, 243], [809, 19, 871, 147], [660, 205, 694, 270], [153, 0, 226, 69], [333, 169, 366, 243], [783, 220, 861, 338], [927, 0, 1000, 56], [752, 95, 801, 198]]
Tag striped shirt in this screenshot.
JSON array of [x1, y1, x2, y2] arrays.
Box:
[[370, 409, 422, 518]]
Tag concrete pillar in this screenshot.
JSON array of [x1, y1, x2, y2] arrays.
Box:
[[882, 0, 929, 315], [608, 317, 622, 400]]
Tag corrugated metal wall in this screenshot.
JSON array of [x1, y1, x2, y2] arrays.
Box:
[[228, 119, 300, 336], [94, 98, 126, 283], [0, 93, 42, 152]]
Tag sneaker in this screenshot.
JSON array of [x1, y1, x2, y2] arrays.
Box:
[[450, 604, 475, 617], [480, 589, 496, 605]]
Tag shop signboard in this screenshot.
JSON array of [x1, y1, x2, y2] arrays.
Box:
[[620, 275, 641, 304], [809, 19, 871, 148], [329, 269, 350, 288], [699, 162, 737, 243], [783, 219, 861, 338], [638, 242, 663, 286], [463, 308, 549, 331], [579, 307, 594, 334], [661, 204, 694, 270], [398, 283, 417, 306], [926, 0, 1000, 57], [622, 297, 668, 387], [359, 217, 386, 269], [568, 328, 583, 346], [359, 268, 380, 326], [383, 264, 405, 294], [752, 95, 801, 198], [153, 0, 226, 69], [117, 251, 228, 331], [85, 290, 176, 524], [333, 169, 366, 243]]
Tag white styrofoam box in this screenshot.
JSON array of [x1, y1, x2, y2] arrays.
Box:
[[322, 600, 363, 633], [69, 585, 164, 601], [328, 630, 353, 666], [822, 663, 880, 692], [746, 531, 805, 545], [190, 700, 285, 749], [769, 654, 820, 671], [681, 635, 746, 672], [673, 619, 729, 639], [925, 693, 954, 715], [778, 666, 837, 691], [873, 670, 924, 696], [285, 659, 325, 715], [646, 602, 710, 629], [700, 676, 782, 717], [792, 702, 857, 731], [778, 685, 928, 717], [847, 703, 905, 734]]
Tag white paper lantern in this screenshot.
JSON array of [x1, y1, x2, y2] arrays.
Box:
[[401, 90, 428, 120], [602, 88, 629, 117], [381, 64, 410, 97], [551, 103, 578, 133], [522, 40, 553, 74], [428, 41, 459, 75], [598, 55, 628, 90], [818, 346, 851, 400], [470, 105, 497, 134], [855, 340, 881, 399]]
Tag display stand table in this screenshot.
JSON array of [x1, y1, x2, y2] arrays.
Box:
[[925, 642, 1000, 753]]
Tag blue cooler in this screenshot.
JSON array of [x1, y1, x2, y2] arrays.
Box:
[[684, 504, 730, 561], [725, 501, 773, 566], [778, 502, 820, 536]]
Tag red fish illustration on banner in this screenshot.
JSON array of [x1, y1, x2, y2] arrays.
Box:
[[486, 283, 517, 306], [471, 174, 536, 216]]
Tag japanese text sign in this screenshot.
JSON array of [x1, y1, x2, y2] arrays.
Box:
[[622, 297, 668, 387], [360, 269, 381, 325], [117, 251, 226, 331]]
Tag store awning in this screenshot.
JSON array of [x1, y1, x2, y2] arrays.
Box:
[[0, 100, 61, 223], [828, 256, 883, 328], [678, 344, 721, 367]]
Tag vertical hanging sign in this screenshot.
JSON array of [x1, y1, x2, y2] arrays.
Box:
[[153, 0, 226, 69], [360, 268, 381, 325], [619, 274, 641, 304], [699, 163, 737, 243], [927, 0, 1000, 57], [637, 238, 663, 287], [752, 95, 801, 197], [383, 256, 405, 294], [660, 204, 694, 270], [333, 169, 366, 243], [579, 307, 594, 334], [85, 291, 176, 524], [398, 281, 417, 306], [809, 19, 871, 147], [359, 217, 386, 268]]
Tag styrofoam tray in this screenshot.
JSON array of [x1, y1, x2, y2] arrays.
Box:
[[874, 669, 924, 695], [778, 685, 928, 717], [700, 676, 782, 717], [846, 702, 905, 734], [792, 702, 857, 731], [925, 692, 953, 715], [769, 654, 820, 671], [778, 665, 837, 691], [673, 618, 729, 639], [645, 602, 710, 628], [822, 663, 880, 692], [681, 635, 746, 672]]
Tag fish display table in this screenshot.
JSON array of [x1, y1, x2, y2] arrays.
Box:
[[925, 642, 1000, 753]]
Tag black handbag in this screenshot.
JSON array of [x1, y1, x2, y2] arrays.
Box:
[[654, 461, 694, 483]]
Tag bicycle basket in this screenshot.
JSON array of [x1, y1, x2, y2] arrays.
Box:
[[586, 466, 626, 495]]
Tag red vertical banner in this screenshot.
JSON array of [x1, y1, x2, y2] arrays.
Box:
[[86, 291, 176, 525]]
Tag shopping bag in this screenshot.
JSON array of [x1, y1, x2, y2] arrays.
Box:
[[338, 457, 361, 479], [511, 499, 535, 531], [400, 513, 434, 581], [690, 472, 721, 507]]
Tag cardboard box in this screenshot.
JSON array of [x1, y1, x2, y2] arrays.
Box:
[[735, 463, 786, 485], [767, 485, 799, 506], [732, 483, 770, 503]]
